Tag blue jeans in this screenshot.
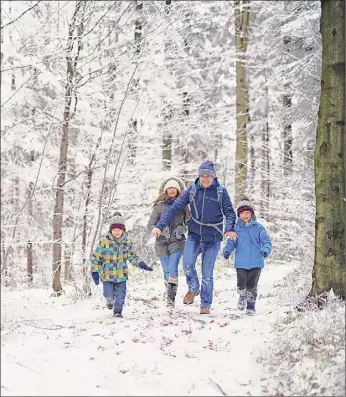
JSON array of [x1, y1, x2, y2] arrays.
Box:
[[159, 251, 183, 281], [103, 281, 127, 310], [183, 236, 221, 308]]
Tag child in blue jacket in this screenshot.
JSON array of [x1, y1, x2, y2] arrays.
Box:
[[223, 198, 272, 315]]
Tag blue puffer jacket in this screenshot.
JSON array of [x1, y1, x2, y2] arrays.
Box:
[[223, 215, 272, 269], [156, 178, 236, 244]]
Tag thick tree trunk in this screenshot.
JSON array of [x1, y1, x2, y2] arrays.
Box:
[[161, 0, 173, 171], [234, 0, 250, 204], [310, 0, 345, 299], [52, 1, 84, 294]]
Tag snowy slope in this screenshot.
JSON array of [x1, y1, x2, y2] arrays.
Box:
[[1, 263, 293, 396]]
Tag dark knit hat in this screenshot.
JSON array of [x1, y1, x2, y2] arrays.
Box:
[[109, 212, 126, 232], [198, 160, 216, 178], [237, 198, 254, 217]]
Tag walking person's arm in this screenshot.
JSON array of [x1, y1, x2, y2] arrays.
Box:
[[152, 187, 192, 237], [222, 188, 237, 240], [259, 226, 272, 257]]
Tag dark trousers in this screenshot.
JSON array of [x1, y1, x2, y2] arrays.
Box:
[[236, 268, 261, 309]]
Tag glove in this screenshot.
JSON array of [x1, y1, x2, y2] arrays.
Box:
[[223, 248, 230, 260], [138, 261, 153, 271], [175, 225, 187, 239], [161, 227, 170, 239], [261, 250, 268, 258], [91, 272, 99, 285]]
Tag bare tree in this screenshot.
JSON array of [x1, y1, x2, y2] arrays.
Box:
[[52, 0, 86, 295]]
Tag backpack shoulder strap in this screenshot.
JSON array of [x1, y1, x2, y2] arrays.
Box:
[[217, 185, 224, 212], [189, 185, 197, 204]]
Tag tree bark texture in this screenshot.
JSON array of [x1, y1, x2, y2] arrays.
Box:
[[52, 0, 85, 294], [311, 0, 345, 298], [234, 0, 250, 204]]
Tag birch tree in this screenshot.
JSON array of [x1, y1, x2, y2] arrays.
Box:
[[310, 0, 345, 299]]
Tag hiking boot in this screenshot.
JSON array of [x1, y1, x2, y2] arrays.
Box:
[[113, 307, 123, 318], [200, 306, 210, 314], [106, 299, 114, 310], [167, 282, 177, 308], [237, 296, 247, 311], [246, 308, 256, 316], [183, 290, 199, 305]]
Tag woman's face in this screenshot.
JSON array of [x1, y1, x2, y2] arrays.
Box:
[[166, 187, 178, 198]]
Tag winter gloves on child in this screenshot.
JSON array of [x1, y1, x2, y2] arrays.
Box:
[[138, 261, 153, 271], [91, 272, 100, 285], [223, 246, 231, 260], [260, 250, 268, 258], [91, 262, 152, 285], [175, 225, 187, 239]]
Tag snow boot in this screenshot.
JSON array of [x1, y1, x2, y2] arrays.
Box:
[[106, 298, 114, 310], [113, 307, 123, 318], [166, 281, 177, 309], [246, 308, 256, 316]]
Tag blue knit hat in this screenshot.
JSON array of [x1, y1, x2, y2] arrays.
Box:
[[198, 160, 216, 178]]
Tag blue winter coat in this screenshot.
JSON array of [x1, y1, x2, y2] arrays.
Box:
[[223, 215, 272, 269], [156, 178, 236, 244]]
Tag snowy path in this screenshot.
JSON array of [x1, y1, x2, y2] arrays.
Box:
[[1, 263, 292, 396]]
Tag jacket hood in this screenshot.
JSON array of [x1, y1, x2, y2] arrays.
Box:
[[159, 176, 186, 194]]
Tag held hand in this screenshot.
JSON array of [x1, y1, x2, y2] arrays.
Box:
[[91, 272, 100, 285], [138, 261, 153, 271], [224, 231, 237, 240], [151, 227, 162, 237]]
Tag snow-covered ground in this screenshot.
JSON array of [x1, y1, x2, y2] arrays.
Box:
[[1, 262, 344, 396]]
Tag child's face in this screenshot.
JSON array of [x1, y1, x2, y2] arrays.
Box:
[[239, 211, 252, 222], [111, 228, 124, 238]]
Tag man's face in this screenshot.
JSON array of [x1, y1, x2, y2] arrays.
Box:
[[200, 174, 214, 188]]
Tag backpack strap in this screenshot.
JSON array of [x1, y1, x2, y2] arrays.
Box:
[[188, 184, 225, 237], [217, 185, 224, 213]]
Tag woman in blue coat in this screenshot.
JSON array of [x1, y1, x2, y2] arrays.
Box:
[[223, 197, 272, 315]]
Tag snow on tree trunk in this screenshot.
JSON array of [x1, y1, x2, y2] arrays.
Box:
[[52, 1, 85, 295], [234, 0, 250, 204], [311, 0, 345, 299]]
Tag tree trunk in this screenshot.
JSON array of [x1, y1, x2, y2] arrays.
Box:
[[234, 0, 250, 204], [310, 0, 345, 299], [52, 1, 85, 295], [26, 151, 35, 284], [127, 1, 143, 166], [162, 105, 173, 171], [283, 36, 293, 175], [161, 1, 173, 171]]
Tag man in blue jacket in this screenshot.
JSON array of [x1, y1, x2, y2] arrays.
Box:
[[151, 160, 237, 314]]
